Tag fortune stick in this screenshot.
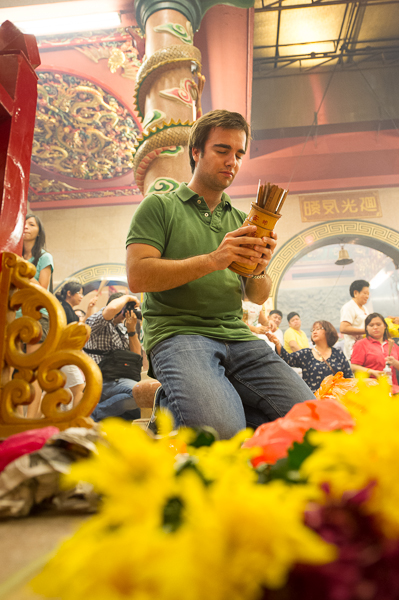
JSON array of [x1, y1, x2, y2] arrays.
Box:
[[255, 181, 289, 215], [229, 180, 289, 277]]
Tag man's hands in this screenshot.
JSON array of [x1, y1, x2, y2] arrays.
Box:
[[124, 295, 140, 332], [209, 225, 277, 273], [253, 325, 270, 335], [85, 296, 98, 321], [266, 332, 282, 354], [124, 310, 138, 333], [126, 224, 277, 294]]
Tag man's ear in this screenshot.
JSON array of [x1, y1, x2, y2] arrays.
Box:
[[191, 146, 200, 165]]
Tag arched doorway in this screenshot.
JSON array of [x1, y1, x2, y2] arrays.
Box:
[[268, 220, 399, 333], [54, 263, 130, 313]]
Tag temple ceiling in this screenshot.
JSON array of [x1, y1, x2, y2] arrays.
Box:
[[1, 1, 399, 208]]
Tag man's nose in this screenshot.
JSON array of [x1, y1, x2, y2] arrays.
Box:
[[225, 152, 237, 167]]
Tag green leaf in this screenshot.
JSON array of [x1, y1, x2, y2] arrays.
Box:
[[175, 458, 211, 486], [255, 431, 318, 485], [162, 496, 184, 532], [286, 430, 318, 470], [188, 426, 219, 448]]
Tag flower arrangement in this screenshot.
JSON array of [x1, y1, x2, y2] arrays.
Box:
[[32, 377, 399, 600]]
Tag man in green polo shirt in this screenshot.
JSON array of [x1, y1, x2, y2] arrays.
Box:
[[126, 109, 313, 438]]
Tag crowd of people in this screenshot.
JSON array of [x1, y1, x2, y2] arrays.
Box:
[[243, 278, 399, 394], [17, 213, 144, 421], [18, 110, 399, 438]]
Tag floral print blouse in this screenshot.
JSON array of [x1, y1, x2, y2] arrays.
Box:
[[279, 347, 353, 392]]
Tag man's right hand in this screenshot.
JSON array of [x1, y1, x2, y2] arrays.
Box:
[[124, 310, 138, 333], [209, 225, 267, 271]]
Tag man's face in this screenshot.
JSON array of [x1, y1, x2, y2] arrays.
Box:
[[192, 127, 246, 191], [269, 313, 282, 328], [113, 311, 125, 324], [354, 286, 370, 306], [289, 315, 301, 330]]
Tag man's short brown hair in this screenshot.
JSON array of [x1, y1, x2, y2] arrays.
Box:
[[189, 109, 251, 173]]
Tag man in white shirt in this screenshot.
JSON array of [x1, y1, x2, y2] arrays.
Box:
[[340, 279, 370, 360], [269, 309, 284, 346]]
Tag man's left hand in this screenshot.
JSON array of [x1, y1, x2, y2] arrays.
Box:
[[252, 231, 277, 275], [124, 310, 138, 333]]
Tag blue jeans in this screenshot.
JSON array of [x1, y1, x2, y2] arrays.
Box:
[[91, 378, 140, 422], [151, 335, 315, 439]]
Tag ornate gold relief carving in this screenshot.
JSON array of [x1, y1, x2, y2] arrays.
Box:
[[0, 253, 102, 437], [33, 72, 140, 180]]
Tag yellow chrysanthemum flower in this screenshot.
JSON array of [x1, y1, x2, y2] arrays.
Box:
[[65, 419, 177, 524], [176, 471, 335, 597], [187, 428, 260, 482], [302, 378, 399, 536], [32, 419, 335, 600]]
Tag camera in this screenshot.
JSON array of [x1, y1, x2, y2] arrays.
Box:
[[123, 300, 142, 321]]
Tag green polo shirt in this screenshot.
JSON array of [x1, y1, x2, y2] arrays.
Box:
[[126, 183, 258, 355]]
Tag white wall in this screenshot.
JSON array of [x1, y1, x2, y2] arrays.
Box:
[[35, 185, 399, 288]]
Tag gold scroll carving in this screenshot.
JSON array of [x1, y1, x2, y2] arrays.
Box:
[[0, 252, 102, 437]]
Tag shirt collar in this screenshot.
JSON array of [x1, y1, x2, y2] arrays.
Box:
[[367, 336, 387, 345], [176, 182, 232, 210]]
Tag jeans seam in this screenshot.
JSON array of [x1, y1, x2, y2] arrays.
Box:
[[150, 351, 186, 427]]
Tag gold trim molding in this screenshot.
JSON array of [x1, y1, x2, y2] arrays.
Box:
[[268, 219, 399, 303], [0, 253, 102, 437], [53, 263, 127, 294]]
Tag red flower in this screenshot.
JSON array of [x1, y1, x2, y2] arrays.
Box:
[[243, 399, 354, 466]]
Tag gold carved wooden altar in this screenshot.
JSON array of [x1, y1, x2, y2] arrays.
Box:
[[0, 252, 102, 437]]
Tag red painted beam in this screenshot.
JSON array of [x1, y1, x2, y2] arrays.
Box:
[[0, 23, 40, 255]]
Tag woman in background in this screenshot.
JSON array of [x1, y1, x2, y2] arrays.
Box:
[[56, 282, 85, 407], [55, 281, 98, 407], [56, 281, 83, 325], [351, 312, 399, 394], [268, 320, 353, 392], [22, 214, 54, 417], [23, 213, 53, 293]]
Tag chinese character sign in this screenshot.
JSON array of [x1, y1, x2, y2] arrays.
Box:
[[299, 191, 382, 222]]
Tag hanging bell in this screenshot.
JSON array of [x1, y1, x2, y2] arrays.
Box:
[[335, 247, 353, 266]]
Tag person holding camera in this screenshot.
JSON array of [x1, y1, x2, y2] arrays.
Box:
[[84, 292, 142, 421]]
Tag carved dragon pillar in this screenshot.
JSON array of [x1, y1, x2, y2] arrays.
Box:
[[132, 0, 254, 195]]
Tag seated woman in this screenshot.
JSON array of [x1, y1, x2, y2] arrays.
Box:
[[267, 320, 353, 392], [55, 281, 97, 407], [351, 312, 399, 393]]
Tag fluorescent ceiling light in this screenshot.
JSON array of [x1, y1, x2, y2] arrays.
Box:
[[370, 268, 393, 290], [15, 12, 121, 36]]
